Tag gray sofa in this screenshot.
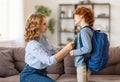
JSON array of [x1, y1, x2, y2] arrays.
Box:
[[0, 47, 120, 82]]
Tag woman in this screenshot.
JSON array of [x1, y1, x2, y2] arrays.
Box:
[[70, 7, 94, 82], [20, 13, 74, 82]]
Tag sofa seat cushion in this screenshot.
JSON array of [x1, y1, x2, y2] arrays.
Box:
[[56, 74, 77, 82], [0, 49, 19, 77], [47, 74, 60, 80], [0, 75, 19, 82], [90, 75, 120, 82], [56, 74, 120, 82], [0, 74, 60, 82]]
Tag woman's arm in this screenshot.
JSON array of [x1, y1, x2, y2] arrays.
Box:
[[54, 42, 74, 62], [26, 41, 74, 65]]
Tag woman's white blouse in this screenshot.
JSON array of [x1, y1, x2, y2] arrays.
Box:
[[25, 36, 58, 69]]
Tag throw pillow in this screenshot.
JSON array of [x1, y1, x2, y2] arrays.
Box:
[[0, 49, 19, 77]]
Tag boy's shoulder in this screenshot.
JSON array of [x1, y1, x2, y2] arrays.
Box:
[[81, 26, 92, 33]]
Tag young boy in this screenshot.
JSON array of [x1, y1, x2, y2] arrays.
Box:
[[70, 7, 95, 82]]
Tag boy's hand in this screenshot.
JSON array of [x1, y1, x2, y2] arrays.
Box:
[[70, 50, 74, 56]]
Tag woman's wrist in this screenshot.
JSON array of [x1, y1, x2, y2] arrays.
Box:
[[65, 42, 74, 51]]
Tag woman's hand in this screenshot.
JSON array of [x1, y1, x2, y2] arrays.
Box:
[[65, 41, 74, 51], [54, 41, 74, 62]]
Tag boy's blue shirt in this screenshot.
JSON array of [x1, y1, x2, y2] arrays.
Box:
[[73, 26, 93, 67]]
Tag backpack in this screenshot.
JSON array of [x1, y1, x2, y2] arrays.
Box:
[[79, 26, 109, 72]]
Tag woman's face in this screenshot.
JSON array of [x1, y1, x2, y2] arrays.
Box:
[[41, 17, 48, 33], [74, 14, 82, 26]]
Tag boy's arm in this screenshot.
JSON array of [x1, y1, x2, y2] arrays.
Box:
[[72, 28, 92, 56]]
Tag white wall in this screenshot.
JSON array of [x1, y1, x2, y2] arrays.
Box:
[[24, 0, 120, 47], [0, 0, 25, 47], [8, 0, 25, 47]]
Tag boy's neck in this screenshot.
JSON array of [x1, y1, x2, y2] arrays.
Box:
[[79, 19, 89, 28], [80, 23, 89, 28]]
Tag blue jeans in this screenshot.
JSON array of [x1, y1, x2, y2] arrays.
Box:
[[20, 65, 55, 82]]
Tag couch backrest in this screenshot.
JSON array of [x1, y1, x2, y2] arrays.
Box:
[[1, 46, 120, 75], [13, 47, 64, 75], [0, 47, 64, 75], [0, 47, 26, 72], [12, 47, 26, 72], [64, 47, 120, 75], [98, 47, 120, 75], [64, 54, 76, 74]]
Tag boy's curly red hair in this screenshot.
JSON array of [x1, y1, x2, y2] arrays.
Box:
[[74, 6, 94, 26]]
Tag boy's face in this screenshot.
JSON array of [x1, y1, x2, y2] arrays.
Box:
[[74, 14, 82, 26]]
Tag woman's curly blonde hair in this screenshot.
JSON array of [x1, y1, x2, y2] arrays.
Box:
[[24, 13, 46, 42]]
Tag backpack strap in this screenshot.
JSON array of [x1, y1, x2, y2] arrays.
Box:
[[79, 33, 90, 74], [83, 26, 94, 32], [79, 26, 94, 70], [79, 26, 94, 47], [84, 26, 101, 33]]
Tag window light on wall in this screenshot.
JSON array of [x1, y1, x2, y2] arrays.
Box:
[[0, 0, 24, 47]]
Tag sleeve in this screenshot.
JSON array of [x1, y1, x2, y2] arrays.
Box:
[[73, 28, 92, 56], [27, 41, 57, 66], [51, 46, 58, 55], [46, 38, 58, 55]]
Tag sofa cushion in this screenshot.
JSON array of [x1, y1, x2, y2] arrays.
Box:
[[12, 47, 26, 72], [47, 74, 60, 80], [64, 54, 76, 74], [108, 47, 120, 65], [56, 74, 77, 82], [94, 47, 120, 75], [0, 49, 19, 77], [0, 75, 19, 82], [46, 47, 64, 75], [89, 75, 120, 82], [47, 61, 64, 75], [56, 74, 120, 82]]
